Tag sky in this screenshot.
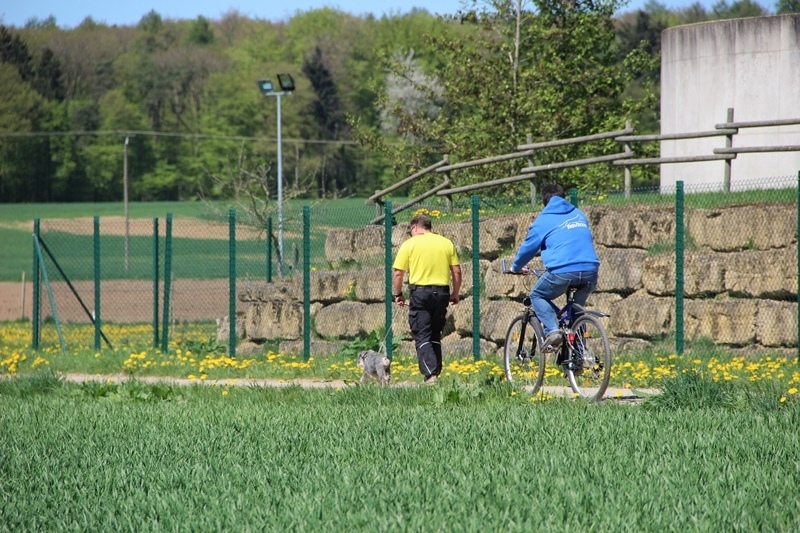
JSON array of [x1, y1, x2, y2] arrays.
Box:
[[0, 0, 725, 29]]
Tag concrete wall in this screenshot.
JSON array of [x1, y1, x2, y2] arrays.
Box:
[[660, 15, 800, 191]]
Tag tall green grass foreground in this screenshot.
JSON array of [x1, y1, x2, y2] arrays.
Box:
[[1, 374, 799, 531]]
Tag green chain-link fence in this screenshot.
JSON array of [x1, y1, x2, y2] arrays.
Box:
[[32, 174, 798, 362]]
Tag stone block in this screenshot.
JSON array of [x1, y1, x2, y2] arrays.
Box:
[[684, 298, 758, 346], [688, 205, 796, 251], [756, 300, 798, 348], [609, 291, 673, 339], [314, 301, 385, 339], [244, 299, 303, 341]]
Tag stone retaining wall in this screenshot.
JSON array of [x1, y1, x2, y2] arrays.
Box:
[[223, 204, 797, 356]]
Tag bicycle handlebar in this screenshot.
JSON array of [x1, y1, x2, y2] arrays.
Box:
[[501, 259, 544, 277]]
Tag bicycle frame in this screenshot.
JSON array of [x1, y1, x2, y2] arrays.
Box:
[[501, 259, 612, 401]]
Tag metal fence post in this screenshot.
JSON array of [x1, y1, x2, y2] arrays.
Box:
[[303, 206, 311, 361], [160, 213, 173, 354], [229, 209, 236, 357], [471, 195, 481, 361], [94, 216, 101, 352], [153, 218, 159, 348], [796, 170, 799, 364], [570, 187, 578, 207], [32, 219, 40, 350], [675, 181, 685, 355], [384, 201, 393, 361]]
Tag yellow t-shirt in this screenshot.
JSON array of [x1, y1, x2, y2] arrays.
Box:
[[393, 232, 459, 286]]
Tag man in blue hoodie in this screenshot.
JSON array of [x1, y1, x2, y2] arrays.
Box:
[[509, 184, 600, 351]]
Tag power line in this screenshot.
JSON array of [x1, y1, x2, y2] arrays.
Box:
[[0, 129, 360, 146]]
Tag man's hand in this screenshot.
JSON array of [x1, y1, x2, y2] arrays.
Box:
[[449, 294, 459, 305], [509, 266, 530, 275], [393, 294, 406, 306]]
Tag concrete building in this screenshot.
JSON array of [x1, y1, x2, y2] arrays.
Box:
[[660, 14, 800, 191]]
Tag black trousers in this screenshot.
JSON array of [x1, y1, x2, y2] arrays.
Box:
[[408, 286, 450, 379]]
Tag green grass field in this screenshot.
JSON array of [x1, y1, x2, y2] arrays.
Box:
[[1, 374, 799, 531], [0, 199, 392, 281]]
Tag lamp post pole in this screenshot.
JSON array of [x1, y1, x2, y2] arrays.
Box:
[[276, 93, 284, 278], [257, 74, 295, 279]]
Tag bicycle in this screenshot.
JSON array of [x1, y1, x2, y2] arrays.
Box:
[[500, 260, 612, 401]]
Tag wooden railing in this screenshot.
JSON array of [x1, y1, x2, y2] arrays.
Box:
[[367, 108, 800, 222]]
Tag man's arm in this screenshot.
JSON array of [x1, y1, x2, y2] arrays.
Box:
[[392, 268, 405, 298], [511, 224, 543, 272], [449, 265, 462, 304]]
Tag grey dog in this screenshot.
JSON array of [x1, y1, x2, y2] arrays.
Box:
[[357, 350, 391, 385]]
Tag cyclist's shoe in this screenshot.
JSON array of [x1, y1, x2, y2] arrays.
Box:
[[543, 331, 563, 352]]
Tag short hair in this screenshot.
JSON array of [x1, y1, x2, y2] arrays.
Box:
[[409, 214, 432, 230], [541, 184, 566, 206]]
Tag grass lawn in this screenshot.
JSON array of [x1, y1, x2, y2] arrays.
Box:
[[0, 199, 397, 281], [1, 372, 799, 531]]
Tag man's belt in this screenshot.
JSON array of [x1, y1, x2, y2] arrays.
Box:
[[409, 284, 449, 291]]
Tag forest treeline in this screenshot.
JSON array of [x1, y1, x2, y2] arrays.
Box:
[[1, 0, 797, 204]]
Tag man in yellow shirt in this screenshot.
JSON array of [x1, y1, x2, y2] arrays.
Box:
[[392, 214, 461, 384]]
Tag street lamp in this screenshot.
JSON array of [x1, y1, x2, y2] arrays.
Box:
[[257, 73, 295, 278]]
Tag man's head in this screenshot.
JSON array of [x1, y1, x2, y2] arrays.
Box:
[[541, 184, 566, 206], [408, 214, 432, 236]]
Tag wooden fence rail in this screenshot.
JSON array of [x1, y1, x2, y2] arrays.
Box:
[[367, 108, 799, 223]]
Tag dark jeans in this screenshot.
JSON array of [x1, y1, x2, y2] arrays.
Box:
[[408, 286, 450, 379], [531, 270, 598, 336]]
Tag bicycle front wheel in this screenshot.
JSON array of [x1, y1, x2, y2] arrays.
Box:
[[564, 315, 612, 401], [503, 314, 546, 395]]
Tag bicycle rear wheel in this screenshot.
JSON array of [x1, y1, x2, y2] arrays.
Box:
[[503, 315, 546, 395], [564, 315, 612, 401]]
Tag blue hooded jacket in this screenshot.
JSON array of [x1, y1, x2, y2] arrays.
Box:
[[511, 196, 600, 274]]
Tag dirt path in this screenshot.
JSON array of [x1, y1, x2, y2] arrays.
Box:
[[54, 373, 658, 402]]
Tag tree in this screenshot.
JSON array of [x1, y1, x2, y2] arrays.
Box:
[[82, 90, 151, 200], [302, 45, 354, 197], [776, 0, 800, 12], [712, 0, 769, 19], [0, 25, 34, 82], [184, 16, 215, 45], [0, 63, 51, 201], [33, 48, 65, 101], [359, 0, 657, 194]]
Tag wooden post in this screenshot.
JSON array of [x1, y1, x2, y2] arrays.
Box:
[[20, 271, 26, 320], [526, 133, 536, 207], [624, 120, 632, 199], [723, 108, 734, 192]]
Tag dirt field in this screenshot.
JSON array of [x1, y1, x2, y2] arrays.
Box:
[[0, 280, 247, 323], [0, 282, 30, 322], [2, 216, 269, 323]]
